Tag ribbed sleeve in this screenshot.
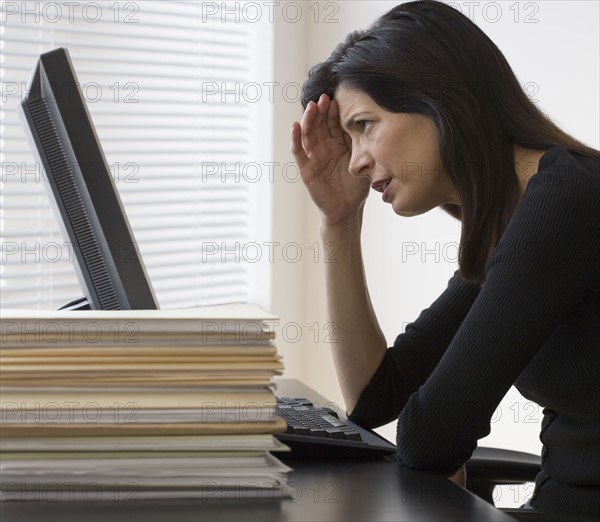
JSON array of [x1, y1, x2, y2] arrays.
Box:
[[348, 270, 481, 428], [348, 146, 600, 518]]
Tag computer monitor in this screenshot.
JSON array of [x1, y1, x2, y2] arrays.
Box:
[[18, 48, 159, 311]]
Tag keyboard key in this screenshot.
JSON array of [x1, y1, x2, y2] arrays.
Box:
[[309, 428, 328, 438], [344, 431, 362, 441], [292, 426, 311, 435], [325, 429, 345, 439], [321, 414, 345, 427]]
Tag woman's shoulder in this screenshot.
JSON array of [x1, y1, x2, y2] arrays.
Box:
[[521, 146, 600, 206], [530, 145, 599, 192], [504, 145, 599, 243], [489, 145, 599, 281]]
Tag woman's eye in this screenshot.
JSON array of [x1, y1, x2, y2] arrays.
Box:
[[357, 120, 371, 130]]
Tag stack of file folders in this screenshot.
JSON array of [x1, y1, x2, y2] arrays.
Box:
[[0, 304, 291, 501]]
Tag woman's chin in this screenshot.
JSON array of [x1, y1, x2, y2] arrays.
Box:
[[389, 195, 438, 218], [390, 201, 423, 218]]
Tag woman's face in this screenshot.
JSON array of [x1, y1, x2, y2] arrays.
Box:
[[335, 86, 460, 217]]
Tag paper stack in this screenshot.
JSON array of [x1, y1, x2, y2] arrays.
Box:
[[0, 304, 291, 501]]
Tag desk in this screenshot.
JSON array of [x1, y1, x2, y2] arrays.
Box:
[[0, 380, 517, 522]]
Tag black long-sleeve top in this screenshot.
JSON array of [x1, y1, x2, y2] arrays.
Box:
[[348, 146, 600, 517]]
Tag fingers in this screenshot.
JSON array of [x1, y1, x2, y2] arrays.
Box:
[[301, 94, 335, 153], [314, 93, 330, 134], [448, 465, 467, 488], [292, 93, 346, 173], [290, 121, 309, 168], [326, 99, 344, 140], [299, 99, 318, 154]]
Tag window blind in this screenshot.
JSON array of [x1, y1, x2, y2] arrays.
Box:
[[1, 1, 273, 309]]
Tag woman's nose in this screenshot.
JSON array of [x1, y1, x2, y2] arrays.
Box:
[[348, 145, 373, 178]]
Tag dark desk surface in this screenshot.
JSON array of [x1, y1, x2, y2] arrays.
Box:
[[0, 379, 517, 522]]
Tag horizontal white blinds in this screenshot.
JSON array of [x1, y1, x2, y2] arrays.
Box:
[[1, 1, 272, 309]]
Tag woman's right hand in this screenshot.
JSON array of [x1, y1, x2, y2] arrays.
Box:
[[291, 93, 371, 227]]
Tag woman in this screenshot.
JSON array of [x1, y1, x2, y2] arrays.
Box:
[[290, 0, 599, 518]]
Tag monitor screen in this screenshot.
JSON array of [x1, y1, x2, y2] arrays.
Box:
[[18, 48, 159, 311]]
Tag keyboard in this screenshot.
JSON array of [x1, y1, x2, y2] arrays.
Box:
[[274, 396, 396, 459]]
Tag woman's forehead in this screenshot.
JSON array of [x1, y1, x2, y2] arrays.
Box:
[[335, 88, 383, 125], [335, 87, 376, 111]]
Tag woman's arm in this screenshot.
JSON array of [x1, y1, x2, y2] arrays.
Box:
[[291, 94, 386, 412], [320, 211, 388, 413], [347, 268, 481, 428]]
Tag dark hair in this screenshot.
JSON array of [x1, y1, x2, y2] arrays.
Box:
[[301, 0, 600, 285]]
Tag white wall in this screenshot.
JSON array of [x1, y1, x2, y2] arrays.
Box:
[[269, 10, 309, 382], [271, 0, 599, 477]]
